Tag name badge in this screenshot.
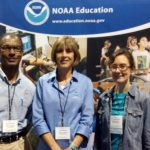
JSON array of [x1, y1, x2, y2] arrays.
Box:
[[110, 116, 123, 134], [2, 120, 18, 133], [55, 127, 70, 140]]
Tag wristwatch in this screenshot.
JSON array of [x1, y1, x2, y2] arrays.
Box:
[[69, 144, 78, 150]]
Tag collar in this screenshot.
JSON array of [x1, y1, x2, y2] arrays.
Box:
[[0, 67, 22, 85], [127, 83, 137, 97], [100, 86, 114, 102], [47, 69, 79, 83], [103, 83, 137, 99]]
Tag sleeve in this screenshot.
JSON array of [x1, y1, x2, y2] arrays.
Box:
[[143, 93, 150, 149], [26, 82, 35, 123], [32, 79, 50, 136], [94, 96, 102, 150], [76, 78, 94, 139]]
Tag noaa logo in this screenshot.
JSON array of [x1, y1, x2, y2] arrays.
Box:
[[24, 0, 50, 25]]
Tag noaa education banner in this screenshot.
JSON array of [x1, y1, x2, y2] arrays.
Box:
[[0, 0, 149, 36], [0, 0, 150, 91]]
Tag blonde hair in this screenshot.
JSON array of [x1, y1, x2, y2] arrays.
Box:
[[51, 36, 81, 66]]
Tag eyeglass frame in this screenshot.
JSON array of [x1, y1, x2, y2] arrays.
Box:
[[0, 45, 22, 53], [109, 63, 130, 72]]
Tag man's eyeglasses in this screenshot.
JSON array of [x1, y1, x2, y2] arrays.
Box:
[[110, 64, 130, 72], [0, 45, 22, 53]]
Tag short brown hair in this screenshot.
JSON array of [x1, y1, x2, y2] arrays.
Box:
[[51, 36, 81, 66], [108, 48, 135, 70]]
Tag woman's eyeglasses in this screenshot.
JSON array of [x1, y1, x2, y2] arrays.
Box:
[[110, 64, 130, 72]]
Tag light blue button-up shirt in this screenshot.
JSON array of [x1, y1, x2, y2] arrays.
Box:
[[0, 68, 35, 137], [32, 69, 94, 150]]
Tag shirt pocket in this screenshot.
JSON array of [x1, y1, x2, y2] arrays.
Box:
[[126, 109, 143, 132], [15, 98, 31, 120], [70, 92, 82, 106], [14, 97, 31, 115]]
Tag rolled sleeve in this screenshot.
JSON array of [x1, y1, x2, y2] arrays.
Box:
[[32, 80, 50, 136], [76, 79, 94, 138]]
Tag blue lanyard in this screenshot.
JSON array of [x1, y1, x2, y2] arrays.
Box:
[[58, 83, 71, 127]]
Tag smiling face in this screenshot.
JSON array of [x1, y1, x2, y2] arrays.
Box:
[[51, 36, 81, 72], [55, 44, 75, 70], [110, 55, 131, 85], [0, 34, 23, 67]]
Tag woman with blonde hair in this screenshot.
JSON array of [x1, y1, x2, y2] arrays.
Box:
[[32, 36, 94, 150]]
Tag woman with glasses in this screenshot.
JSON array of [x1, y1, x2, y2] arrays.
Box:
[[94, 49, 150, 150]]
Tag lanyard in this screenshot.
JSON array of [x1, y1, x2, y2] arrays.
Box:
[[8, 85, 16, 120], [58, 83, 71, 127]]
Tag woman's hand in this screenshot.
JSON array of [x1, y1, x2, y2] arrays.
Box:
[[41, 132, 63, 150]]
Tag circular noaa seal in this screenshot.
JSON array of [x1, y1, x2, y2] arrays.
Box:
[[24, 0, 50, 25]]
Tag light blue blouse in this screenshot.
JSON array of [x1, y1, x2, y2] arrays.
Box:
[[32, 69, 94, 150]]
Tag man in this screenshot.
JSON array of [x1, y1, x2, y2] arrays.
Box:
[[0, 33, 35, 150]]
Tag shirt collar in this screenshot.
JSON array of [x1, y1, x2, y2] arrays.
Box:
[[128, 83, 137, 97], [103, 83, 136, 98], [47, 69, 79, 83], [0, 67, 22, 85]]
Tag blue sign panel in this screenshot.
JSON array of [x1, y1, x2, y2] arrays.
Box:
[[0, 0, 149, 35]]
